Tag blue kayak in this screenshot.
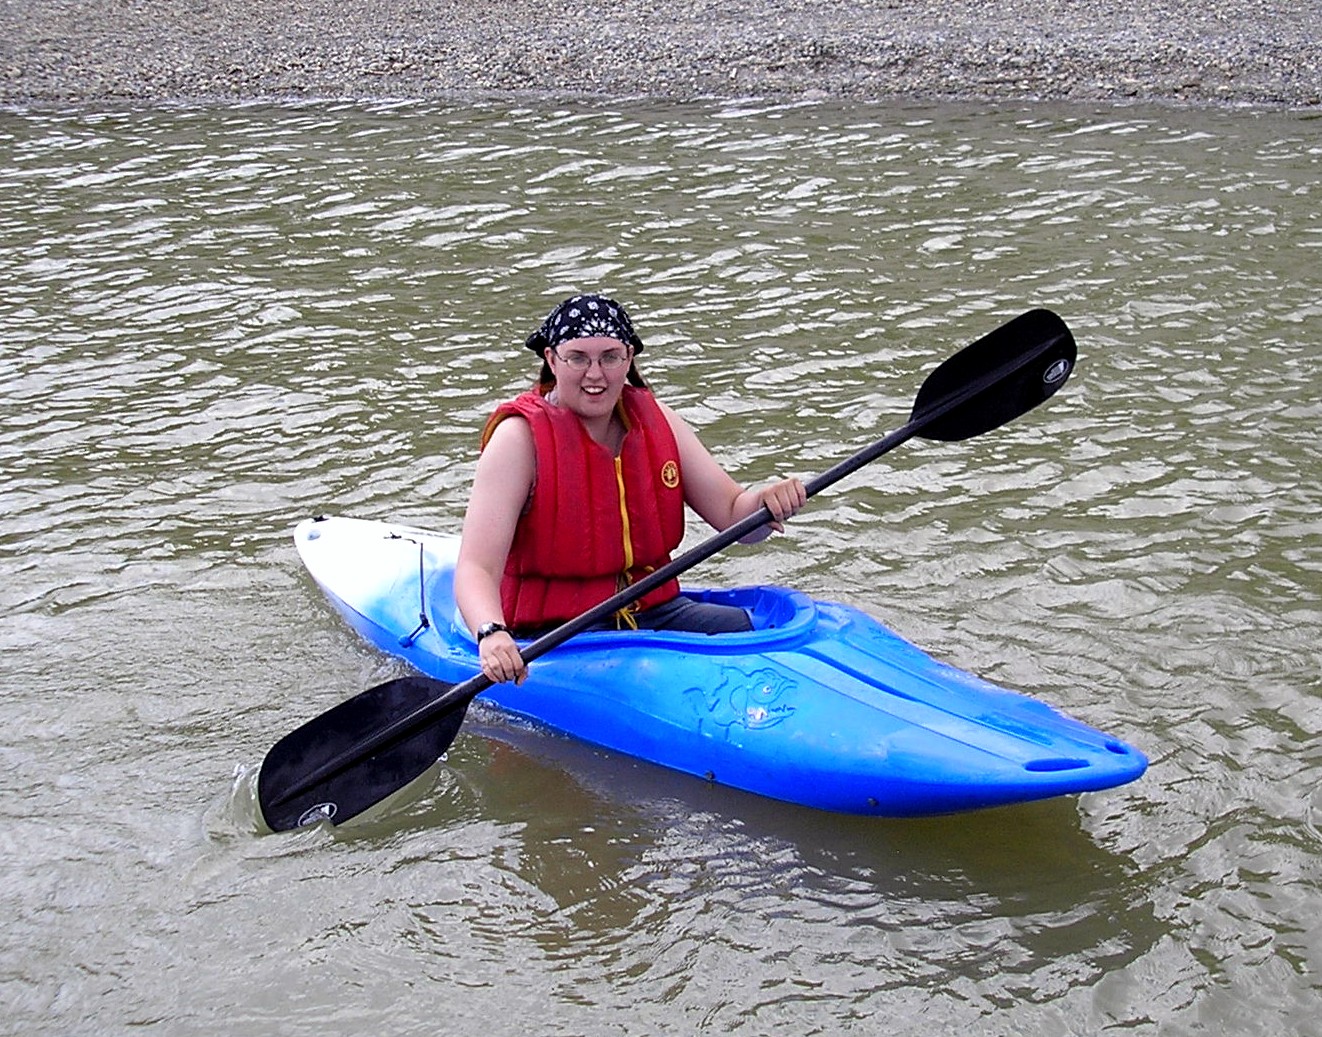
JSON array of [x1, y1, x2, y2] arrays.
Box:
[[294, 516, 1146, 816]]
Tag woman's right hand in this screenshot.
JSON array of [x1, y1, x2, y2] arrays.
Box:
[[479, 630, 528, 685]]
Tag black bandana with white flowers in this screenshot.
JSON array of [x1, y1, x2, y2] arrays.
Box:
[[524, 294, 645, 356]]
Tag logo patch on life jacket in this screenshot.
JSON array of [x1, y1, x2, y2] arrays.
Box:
[[660, 460, 680, 489]]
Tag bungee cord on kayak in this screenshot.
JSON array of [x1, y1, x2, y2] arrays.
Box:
[[385, 530, 431, 649]]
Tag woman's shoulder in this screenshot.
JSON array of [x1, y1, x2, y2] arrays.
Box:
[[481, 405, 536, 454], [485, 409, 534, 441]]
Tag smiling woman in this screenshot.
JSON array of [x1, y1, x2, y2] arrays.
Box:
[[453, 293, 808, 685]]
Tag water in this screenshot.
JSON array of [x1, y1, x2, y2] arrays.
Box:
[[1, 98, 1318, 1035]]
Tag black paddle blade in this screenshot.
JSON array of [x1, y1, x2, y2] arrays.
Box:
[[911, 308, 1077, 442], [257, 676, 468, 832]]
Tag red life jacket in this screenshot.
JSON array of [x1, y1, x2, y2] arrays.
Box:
[[482, 386, 685, 631]]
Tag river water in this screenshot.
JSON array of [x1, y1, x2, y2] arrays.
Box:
[[1, 98, 1318, 1035]]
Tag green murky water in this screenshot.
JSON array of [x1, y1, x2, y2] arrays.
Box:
[[1, 98, 1318, 1035]]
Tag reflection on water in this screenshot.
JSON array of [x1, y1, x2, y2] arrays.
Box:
[[1, 99, 1318, 1035]]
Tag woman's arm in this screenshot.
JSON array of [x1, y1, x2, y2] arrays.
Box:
[[658, 400, 806, 542], [454, 416, 535, 684]]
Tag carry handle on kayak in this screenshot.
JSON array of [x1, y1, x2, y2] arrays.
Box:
[[255, 308, 1077, 832]]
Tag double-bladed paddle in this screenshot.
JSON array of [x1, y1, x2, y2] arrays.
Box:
[[257, 307, 1077, 831]]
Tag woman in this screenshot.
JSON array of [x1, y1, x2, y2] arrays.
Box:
[[455, 294, 806, 686]]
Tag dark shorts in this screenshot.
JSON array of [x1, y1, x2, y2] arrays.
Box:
[[628, 594, 753, 634], [514, 594, 753, 639]]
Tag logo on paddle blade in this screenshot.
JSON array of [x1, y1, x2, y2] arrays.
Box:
[[297, 802, 338, 826], [1042, 358, 1072, 385]]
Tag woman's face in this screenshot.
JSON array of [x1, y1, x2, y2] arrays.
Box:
[[546, 336, 634, 420]]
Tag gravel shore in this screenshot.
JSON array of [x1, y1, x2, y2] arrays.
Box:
[[2, 0, 1319, 109]]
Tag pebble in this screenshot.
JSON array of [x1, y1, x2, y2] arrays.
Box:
[[2, 0, 1319, 108]]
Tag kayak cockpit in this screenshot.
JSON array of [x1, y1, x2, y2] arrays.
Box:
[[447, 583, 821, 654]]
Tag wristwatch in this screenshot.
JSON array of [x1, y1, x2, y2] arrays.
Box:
[[476, 621, 509, 642]]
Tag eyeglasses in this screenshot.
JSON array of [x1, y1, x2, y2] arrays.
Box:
[[552, 347, 632, 372]]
